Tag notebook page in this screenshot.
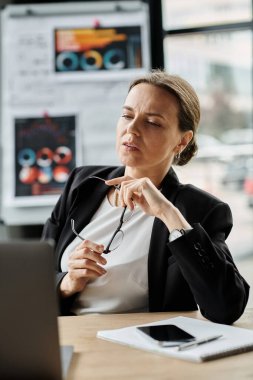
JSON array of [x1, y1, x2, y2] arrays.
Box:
[[97, 316, 253, 363]]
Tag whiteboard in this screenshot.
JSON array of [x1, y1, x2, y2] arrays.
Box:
[[0, 1, 150, 225]]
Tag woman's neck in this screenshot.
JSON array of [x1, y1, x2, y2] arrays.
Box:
[[125, 165, 171, 188]]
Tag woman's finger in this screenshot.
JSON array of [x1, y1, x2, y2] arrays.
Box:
[[79, 239, 104, 253], [105, 175, 132, 187], [68, 258, 107, 276], [71, 247, 107, 265], [69, 267, 106, 281]]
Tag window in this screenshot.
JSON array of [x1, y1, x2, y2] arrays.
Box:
[[162, 0, 252, 29], [162, 0, 253, 306]]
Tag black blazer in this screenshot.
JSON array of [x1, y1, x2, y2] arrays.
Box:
[[42, 165, 249, 324]]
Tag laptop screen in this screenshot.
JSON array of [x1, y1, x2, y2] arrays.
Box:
[[0, 240, 63, 380]]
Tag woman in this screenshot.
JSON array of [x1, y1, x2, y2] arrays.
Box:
[[42, 70, 249, 323]]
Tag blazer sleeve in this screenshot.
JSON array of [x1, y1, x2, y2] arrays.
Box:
[[167, 202, 250, 324], [41, 168, 81, 315], [42, 167, 80, 243]]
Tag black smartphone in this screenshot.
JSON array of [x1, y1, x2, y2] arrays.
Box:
[[136, 324, 195, 347]]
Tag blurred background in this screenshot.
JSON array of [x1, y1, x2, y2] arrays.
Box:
[[163, 0, 253, 306], [0, 0, 252, 305], [162, 0, 253, 307]]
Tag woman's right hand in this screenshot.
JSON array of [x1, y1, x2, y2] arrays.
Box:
[[59, 240, 107, 297]]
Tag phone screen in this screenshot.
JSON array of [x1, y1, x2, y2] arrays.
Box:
[[137, 324, 195, 347]]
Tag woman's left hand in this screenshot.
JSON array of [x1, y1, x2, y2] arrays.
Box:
[[105, 175, 170, 219], [106, 176, 192, 232]]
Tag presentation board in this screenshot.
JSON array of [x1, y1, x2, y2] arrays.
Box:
[[0, 1, 150, 225]]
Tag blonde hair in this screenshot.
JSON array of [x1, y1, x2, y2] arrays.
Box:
[[129, 69, 200, 165]]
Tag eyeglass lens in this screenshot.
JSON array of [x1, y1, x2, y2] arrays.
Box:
[[121, 207, 133, 223], [71, 176, 134, 253], [71, 216, 125, 254], [104, 230, 124, 253], [104, 206, 134, 253]]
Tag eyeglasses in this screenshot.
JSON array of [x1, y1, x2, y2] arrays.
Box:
[[70, 176, 133, 254]]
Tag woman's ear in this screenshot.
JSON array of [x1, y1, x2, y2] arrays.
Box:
[[177, 130, 193, 153]]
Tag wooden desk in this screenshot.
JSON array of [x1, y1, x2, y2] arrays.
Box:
[[59, 309, 253, 380]]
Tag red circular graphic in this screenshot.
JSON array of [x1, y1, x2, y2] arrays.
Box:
[[37, 147, 54, 167], [53, 166, 70, 183], [54, 146, 72, 164], [19, 167, 38, 184], [37, 167, 53, 184]]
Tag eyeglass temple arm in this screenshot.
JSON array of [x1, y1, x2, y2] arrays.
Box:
[[120, 206, 127, 222], [71, 219, 85, 241]]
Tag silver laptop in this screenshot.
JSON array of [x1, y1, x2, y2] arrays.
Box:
[[0, 240, 73, 380]]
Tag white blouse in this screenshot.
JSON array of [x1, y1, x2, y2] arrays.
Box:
[[61, 196, 155, 315]]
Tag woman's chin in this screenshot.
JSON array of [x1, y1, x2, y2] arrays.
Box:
[[119, 156, 140, 167]]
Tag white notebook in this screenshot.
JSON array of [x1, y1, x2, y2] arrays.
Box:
[[97, 316, 253, 362]]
